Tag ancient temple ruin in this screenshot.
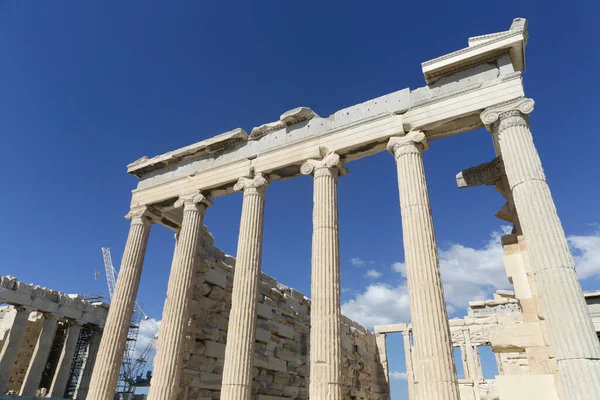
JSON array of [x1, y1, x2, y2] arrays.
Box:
[[77, 17, 600, 400], [0, 277, 108, 398]]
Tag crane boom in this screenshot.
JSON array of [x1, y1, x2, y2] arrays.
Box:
[[100, 247, 159, 394], [102, 247, 117, 299]]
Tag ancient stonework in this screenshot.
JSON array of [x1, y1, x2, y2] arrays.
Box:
[[180, 228, 389, 400]]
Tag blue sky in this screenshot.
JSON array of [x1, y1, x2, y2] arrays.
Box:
[[1, 1, 599, 398]]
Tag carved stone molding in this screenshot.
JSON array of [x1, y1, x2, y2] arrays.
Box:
[[233, 173, 270, 194], [300, 152, 347, 178], [481, 98, 534, 130], [387, 130, 430, 158], [125, 206, 153, 226], [456, 157, 505, 188], [174, 192, 213, 211]]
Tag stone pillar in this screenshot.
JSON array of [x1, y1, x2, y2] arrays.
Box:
[[88, 207, 153, 399], [402, 328, 416, 400], [74, 328, 102, 400], [148, 193, 211, 400], [388, 132, 459, 400], [49, 321, 82, 397], [482, 98, 600, 399], [0, 306, 31, 392], [20, 313, 59, 396], [375, 333, 389, 386], [301, 152, 346, 400], [221, 174, 269, 400]]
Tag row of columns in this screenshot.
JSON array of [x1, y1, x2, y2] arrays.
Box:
[[87, 97, 600, 400], [0, 307, 99, 397]]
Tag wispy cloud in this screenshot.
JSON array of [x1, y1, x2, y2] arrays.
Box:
[[351, 257, 367, 267], [390, 371, 408, 381], [366, 269, 382, 279]]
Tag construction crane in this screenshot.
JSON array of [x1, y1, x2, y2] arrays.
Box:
[[102, 247, 159, 394]]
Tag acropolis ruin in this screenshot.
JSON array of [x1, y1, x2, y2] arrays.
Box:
[[1, 17, 598, 400]]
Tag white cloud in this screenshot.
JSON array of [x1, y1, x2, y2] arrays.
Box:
[[344, 226, 600, 329], [366, 269, 382, 279], [341, 283, 411, 328], [569, 233, 600, 279], [390, 371, 408, 381], [351, 257, 367, 267]]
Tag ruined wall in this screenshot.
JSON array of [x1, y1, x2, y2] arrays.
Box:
[[179, 229, 389, 400]]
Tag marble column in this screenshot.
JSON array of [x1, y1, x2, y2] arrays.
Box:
[[375, 333, 390, 386], [221, 174, 269, 400], [388, 132, 459, 400], [88, 206, 153, 399], [148, 193, 211, 400], [74, 328, 102, 400], [301, 152, 346, 400], [20, 313, 59, 396], [402, 328, 416, 400], [482, 98, 600, 399], [49, 321, 82, 397], [0, 306, 31, 392]]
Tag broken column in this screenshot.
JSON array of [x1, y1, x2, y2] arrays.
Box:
[[20, 313, 58, 396], [87, 207, 153, 399], [149, 193, 211, 400], [482, 98, 600, 399], [221, 174, 269, 400], [0, 306, 31, 392], [388, 132, 460, 400], [301, 152, 345, 400]]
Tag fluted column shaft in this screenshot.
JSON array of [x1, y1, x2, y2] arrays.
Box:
[[483, 98, 600, 400], [221, 174, 269, 400], [301, 152, 345, 400], [148, 193, 211, 400], [402, 329, 416, 400], [0, 306, 31, 392], [388, 132, 459, 400], [49, 322, 82, 396], [87, 207, 152, 399], [20, 313, 58, 396]]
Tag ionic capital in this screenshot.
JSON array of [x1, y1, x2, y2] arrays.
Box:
[[125, 206, 153, 227], [387, 131, 430, 158], [300, 152, 347, 178], [174, 192, 213, 212], [234, 173, 270, 195], [481, 98, 534, 132]]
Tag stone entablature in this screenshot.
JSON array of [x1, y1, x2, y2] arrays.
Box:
[[181, 228, 388, 400], [0, 276, 108, 326]]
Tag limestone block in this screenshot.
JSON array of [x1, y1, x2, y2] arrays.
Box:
[[491, 323, 545, 352], [495, 375, 560, 400], [258, 303, 273, 320], [204, 340, 226, 359], [526, 347, 552, 374], [204, 267, 227, 289], [254, 354, 287, 373]]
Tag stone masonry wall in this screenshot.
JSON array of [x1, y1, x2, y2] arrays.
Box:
[[179, 228, 389, 400]]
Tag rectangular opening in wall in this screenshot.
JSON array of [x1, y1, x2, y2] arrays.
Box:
[[479, 345, 500, 380], [453, 347, 465, 379]]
